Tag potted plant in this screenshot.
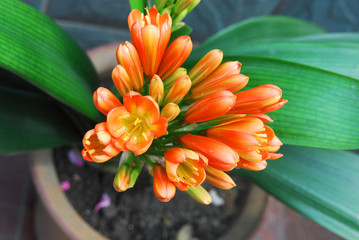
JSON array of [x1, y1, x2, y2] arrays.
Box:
[[0, 0, 358, 239]]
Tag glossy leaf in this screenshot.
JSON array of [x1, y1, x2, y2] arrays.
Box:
[[223, 56, 359, 149], [0, 85, 80, 154], [0, 0, 100, 121], [189, 16, 326, 61], [239, 145, 359, 240]]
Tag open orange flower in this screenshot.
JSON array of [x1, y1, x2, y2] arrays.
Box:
[[107, 91, 168, 155], [128, 6, 172, 77], [82, 122, 121, 163], [164, 148, 208, 190], [207, 117, 283, 163]]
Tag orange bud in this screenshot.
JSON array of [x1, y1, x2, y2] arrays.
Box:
[[113, 163, 131, 192], [163, 67, 187, 90], [153, 164, 176, 202], [163, 75, 191, 104], [187, 185, 212, 205], [116, 42, 144, 91], [237, 159, 267, 171], [149, 74, 164, 104], [190, 73, 248, 100], [157, 36, 193, 79], [161, 103, 180, 122], [180, 134, 239, 171], [129, 6, 172, 77], [229, 84, 287, 114], [82, 123, 121, 163], [93, 87, 122, 115], [184, 90, 236, 123], [205, 165, 236, 190], [188, 50, 223, 87], [112, 65, 133, 97]]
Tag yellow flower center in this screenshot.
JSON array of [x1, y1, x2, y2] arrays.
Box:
[[119, 113, 152, 143], [177, 159, 202, 186]]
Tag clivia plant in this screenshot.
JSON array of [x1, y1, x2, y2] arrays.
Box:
[[0, 0, 358, 239]]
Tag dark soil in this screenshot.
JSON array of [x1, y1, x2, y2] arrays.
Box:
[[54, 147, 251, 240]]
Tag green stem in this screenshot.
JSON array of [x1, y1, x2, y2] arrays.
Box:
[[138, 154, 154, 167]]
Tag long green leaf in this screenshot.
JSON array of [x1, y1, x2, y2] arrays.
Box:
[[223, 56, 359, 149], [0, 0, 100, 121], [200, 32, 359, 80], [238, 145, 359, 240], [0, 85, 80, 154], [189, 16, 326, 61]]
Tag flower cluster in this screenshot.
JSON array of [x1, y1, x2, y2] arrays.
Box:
[[82, 6, 287, 204]]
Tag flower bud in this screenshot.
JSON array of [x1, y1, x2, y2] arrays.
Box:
[[188, 50, 223, 87], [190, 73, 248, 100], [113, 163, 131, 192], [129, 6, 172, 77], [116, 41, 144, 92], [187, 185, 212, 205], [161, 103, 180, 122], [93, 87, 122, 115], [173, 0, 201, 15], [229, 84, 287, 114], [149, 74, 164, 105], [163, 67, 187, 90], [163, 75, 191, 104], [112, 65, 133, 97], [205, 165, 236, 190], [157, 36, 193, 79], [180, 134, 239, 171], [184, 90, 236, 123], [153, 164, 176, 202]]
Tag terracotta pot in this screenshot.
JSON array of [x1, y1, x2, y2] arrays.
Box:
[[31, 43, 268, 240]]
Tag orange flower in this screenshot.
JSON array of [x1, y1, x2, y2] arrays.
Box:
[[228, 84, 287, 114], [82, 122, 121, 163], [128, 6, 172, 77], [163, 74, 191, 104], [205, 165, 236, 190], [107, 91, 168, 155], [157, 36, 193, 79], [153, 164, 176, 202], [164, 148, 207, 190], [93, 87, 122, 115], [207, 117, 283, 163], [188, 49, 223, 87], [184, 90, 236, 123], [190, 61, 248, 100], [180, 134, 239, 171], [116, 41, 144, 92]]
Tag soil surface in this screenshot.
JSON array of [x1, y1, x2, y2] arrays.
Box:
[[55, 147, 251, 240]]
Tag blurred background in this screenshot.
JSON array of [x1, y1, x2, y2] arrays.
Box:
[[1, 0, 358, 239]]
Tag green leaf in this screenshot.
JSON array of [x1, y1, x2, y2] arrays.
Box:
[[0, 0, 100, 121], [0, 85, 80, 154], [212, 33, 359, 80], [129, 0, 146, 12], [238, 145, 359, 240], [189, 16, 326, 61], [224, 56, 359, 149]]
